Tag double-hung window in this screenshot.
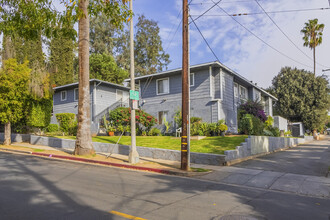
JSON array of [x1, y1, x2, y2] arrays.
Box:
[[74, 88, 78, 101], [61, 91, 67, 101], [234, 83, 238, 98], [190, 73, 195, 87], [156, 78, 169, 95], [239, 86, 248, 100]]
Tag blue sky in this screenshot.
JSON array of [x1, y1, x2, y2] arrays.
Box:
[[132, 0, 330, 87]]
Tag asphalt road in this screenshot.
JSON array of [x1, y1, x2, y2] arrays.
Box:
[[233, 137, 330, 177], [1, 152, 330, 220]]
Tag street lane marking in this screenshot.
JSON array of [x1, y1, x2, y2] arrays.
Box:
[[110, 210, 147, 220]]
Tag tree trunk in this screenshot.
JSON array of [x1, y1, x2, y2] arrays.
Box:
[[4, 122, 11, 145], [74, 0, 94, 156], [2, 35, 15, 145], [313, 47, 316, 75]]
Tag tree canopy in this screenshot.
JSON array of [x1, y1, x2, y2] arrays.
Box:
[[272, 66, 330, 131], [90, 52, 128, 84], [0, 59, 31, 125]]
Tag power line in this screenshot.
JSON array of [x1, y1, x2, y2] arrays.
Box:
[[190, 7, 330, 17], [189, 15, 221, 62], [164, 0, 194, 52], [205, 0, 315, 70], [254, 0, 330, 69], [191, 0, 223, 24]]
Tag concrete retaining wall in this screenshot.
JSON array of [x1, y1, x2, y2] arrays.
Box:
[[0, 133, 31, 143], [224, 136, 313, 162], [30, 135, 226, 166]]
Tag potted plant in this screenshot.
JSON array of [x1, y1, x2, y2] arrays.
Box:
[[107, 126, 116, 136], [218, 124, 228, 137]]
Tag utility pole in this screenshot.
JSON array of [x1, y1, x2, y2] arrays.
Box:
[[128, 0, 139, 164], [181, 0, 190, 171]]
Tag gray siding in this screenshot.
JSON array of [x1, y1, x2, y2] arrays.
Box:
[[212, 68, 221, 99], [219, 70, 237, 132]]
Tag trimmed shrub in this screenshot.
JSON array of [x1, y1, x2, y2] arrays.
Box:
[[239, 114, 253, 135], [68, 121, 78, 136], [47, 124, 59, 132], [56, 113, 76, 132]]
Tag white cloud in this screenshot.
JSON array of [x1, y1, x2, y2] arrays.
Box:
[[137, 0, 330, 87]]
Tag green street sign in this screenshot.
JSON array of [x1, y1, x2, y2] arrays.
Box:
[[130, 90, 139, 100]]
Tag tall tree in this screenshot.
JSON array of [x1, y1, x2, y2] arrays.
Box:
[[48, 26, 76, 87], [90, 53, 129, 84], [134, 15, 170, 76], [90, 14, 117, 54], [0, 59, 31, 145], [301, 19, 325, 75], [272, 67, 330, 131], [0, 0, 131, 155]]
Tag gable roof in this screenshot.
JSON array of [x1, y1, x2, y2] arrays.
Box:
[[125, 61, 277, 101], [53, 79, 130, 91]]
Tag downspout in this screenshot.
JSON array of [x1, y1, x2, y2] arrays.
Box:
[[93, 81, 97, 125]]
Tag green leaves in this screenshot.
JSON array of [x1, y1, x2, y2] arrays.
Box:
[[273, 67, 330, 131], [0, 59, 31, 124], [301, 18, 325, 49]]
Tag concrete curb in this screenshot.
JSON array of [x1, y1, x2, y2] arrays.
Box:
[[0, 148, 198, 177]]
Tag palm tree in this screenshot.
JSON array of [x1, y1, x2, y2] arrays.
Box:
[[301, 18, 325, 75]]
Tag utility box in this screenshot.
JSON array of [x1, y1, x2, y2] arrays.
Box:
[[273, 116, 288, 132]]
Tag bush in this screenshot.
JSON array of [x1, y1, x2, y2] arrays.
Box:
[[190, 117, 202, 124], [148, 128, 161, 136], [239, 114, 253, 134], [56, 113, 76, 132], [47, 124, 59, 132], [251, 115, 264, 135], [27, 98, 53, 128], [68, 121, 78, 136], [238, 114, 264, 135], [239, 100, 267, 122], [109, 107, 157, 133]]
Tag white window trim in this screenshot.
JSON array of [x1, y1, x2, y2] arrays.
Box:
[[74, 88, 78, 101], [209, 66, 213, 98], [156, 77, 170, 95], [116, 89, 124, 101], [239, 85, 248, 100], [158, 111, 168, 125], [61, 91, 67, 101], [190, 72, 195, 87], [234, 83, 238, 98]]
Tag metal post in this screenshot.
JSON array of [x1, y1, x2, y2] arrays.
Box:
[[128, 0, 139, 164], [181, 0, 189, 171]]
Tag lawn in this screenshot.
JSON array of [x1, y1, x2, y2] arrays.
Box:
[[56, 135, 248, 155]]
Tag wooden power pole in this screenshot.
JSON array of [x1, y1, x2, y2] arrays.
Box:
[[181, 0, 190, 171]]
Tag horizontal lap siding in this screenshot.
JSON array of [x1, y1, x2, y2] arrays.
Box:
[[220, 71, 237, 132], [95, 85, 117, 116], [140, 68, 213, 125]]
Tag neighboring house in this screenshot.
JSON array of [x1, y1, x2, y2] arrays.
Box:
[[52, 79, 130, 133], [126, 61, 277, 133]]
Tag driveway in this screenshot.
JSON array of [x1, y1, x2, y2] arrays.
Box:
[[233, 136, 330, 177]]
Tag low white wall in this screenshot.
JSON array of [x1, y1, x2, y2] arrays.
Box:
[[225, 135, 313, 162], [30, 135, 226, 166]]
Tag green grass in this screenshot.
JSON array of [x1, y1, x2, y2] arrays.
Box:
[[56, 135, 248, 155], [33, 149, 45, 152]]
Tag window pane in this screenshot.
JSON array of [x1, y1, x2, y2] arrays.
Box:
[[158, 80, 164, 94], [190, 73, 194, 86]]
